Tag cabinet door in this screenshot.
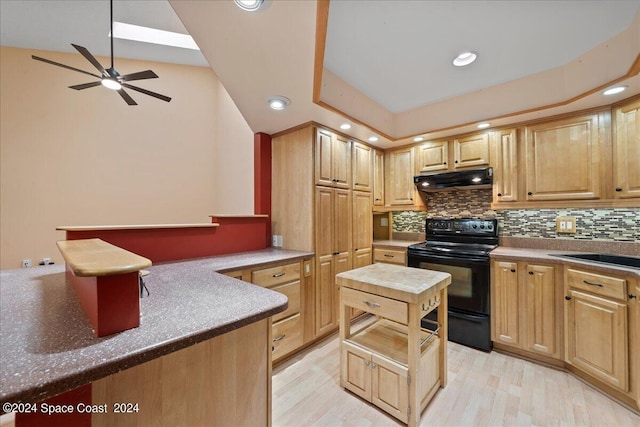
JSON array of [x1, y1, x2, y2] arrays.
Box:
[[334, 188, 352, 256], [386, 147, 415, 205], [315, 130, 334, 187], [333, 134, 352, 189], [315, 187, 335, 336], [371, 354, 409, 424], [373, 149, 385, 206], [493, 129, 518, 202], [525, 114, 600, 200], [566, 289, 628, 392], [453, 133, 490, 169], [491, 261, 520, 346], [523, 264, 557, 357], [613, 100, 640, 199], [416, 140, 448, 173], [353, 142, 373, 192], [341, 342, 372, 401], [353, 191, 372, 252]]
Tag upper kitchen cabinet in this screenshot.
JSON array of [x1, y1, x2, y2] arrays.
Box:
[[453, 133, 491, 169], [524, 114, 600, 201], [385, 146, 425, 209], [373, 149, 384, 206], [352, 142, 374, 192], [415, 140, 449, 173], [492, 129, 518, 203], [316, 129, 351, 189], [613, 99, 640, 199]]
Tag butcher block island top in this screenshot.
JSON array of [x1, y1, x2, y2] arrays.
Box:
[[337, 263, 451, 426], [57, 238, 151, 276]]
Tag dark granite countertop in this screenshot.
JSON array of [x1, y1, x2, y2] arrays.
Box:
[[491, 247, 640, 278], [0, 248, 313, 405]]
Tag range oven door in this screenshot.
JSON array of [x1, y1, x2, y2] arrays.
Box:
[[407, 252, 490, 315]]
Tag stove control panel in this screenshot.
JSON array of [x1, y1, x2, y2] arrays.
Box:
[[426, 218, 498, 236]]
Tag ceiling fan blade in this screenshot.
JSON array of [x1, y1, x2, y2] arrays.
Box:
[[117, 88, 138, 106], [122, 83, 171, 103], [69, 81, 103, 90], [32, 55, 102, 79], [71, 44, 107, 76], [120, 70, 158, 82]]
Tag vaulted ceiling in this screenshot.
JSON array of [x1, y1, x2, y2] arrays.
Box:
[[2, 0, 639, 148]]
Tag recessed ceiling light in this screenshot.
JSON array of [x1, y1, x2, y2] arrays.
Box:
[[234, 0, 264, 12], [477, 122, 491, 129], [413, 137, 424, 142], [368, 136, 379, 142], [111, 22, 200, 50], [340, 123, 351, 130], [453, 51, 478, 67], [268, 96, 290, 110], [603, 86, 628, 96]]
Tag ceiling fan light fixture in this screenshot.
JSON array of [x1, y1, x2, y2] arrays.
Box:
[[268, 96, 290, 110], [453, 51, 478, 67], [234, 0, 264, 12], [603, 86, 627, 96], [101, 78, 122, 90]]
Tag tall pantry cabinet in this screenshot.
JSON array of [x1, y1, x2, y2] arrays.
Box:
[[272, 126, 373, 340]]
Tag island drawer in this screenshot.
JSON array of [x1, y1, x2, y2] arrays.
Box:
[[373, 248, 406, 265], [272, 313, 303, 360], [271, 280, 301, 322], [566, 268, 627, 300], [341, 287, 407, 324], [252, 262, 300, 287]]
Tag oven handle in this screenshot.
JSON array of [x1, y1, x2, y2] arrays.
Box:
[[408, 252, 490, 265]]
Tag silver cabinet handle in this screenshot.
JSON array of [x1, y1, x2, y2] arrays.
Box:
[[583, 280, 604, 288], [273, 334, 286, 342], [272, 272, 286, 278], [364, 301, 381, 308]]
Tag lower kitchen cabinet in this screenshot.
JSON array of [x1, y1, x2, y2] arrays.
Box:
[[564, 267, 630, 393], [373, 247, 407, 265], [491, 260, 561, 360]]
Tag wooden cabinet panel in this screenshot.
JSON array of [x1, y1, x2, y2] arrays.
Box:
[[371, 354, 409, 424], [613, 99, 640, 199], [315, 255, 335, 336], [353, 247, 372, 269], [373, 248, 406, 265], [566, 290, 628, 392], [333, 134, 352, 189], [270, 280, 301, 323], [386, 147, 416, 205], [453, 133, 490, 169], [524, 264, 557, 357], [373, 149, 385, 206], [491, 261, 519, 346], [353, 142, 373, 192], [493, 129, 518, 202], [334, 188, 352, 255], [341, 341, 372, 401], [251, 262, 300, 288], [315, 187, 335, 258], [341, 287, 408, 324], [566, 268, 627, 301], [416, 140, 448, 173], [315, 130, 334, 187], [272, 313, 303, 360], [353, 191, 372, 252], [315, 130, 351, 189], [525, 114, 600, 200]]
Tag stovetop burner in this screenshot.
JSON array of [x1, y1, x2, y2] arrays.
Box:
[[408, 218, 499, 258]]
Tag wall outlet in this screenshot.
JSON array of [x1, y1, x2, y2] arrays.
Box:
[[22, 259, 32, 268], [272, 235, 283, 247], [39, 257, 52, 265], [556, 217, 577, 234]]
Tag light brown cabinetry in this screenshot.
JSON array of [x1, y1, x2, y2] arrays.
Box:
[[524, 114, 600, 201], [491, 260, 561, 359], [316, 130, 351, 189], [415, 140, 448, 173], [353, 142, 373, 192], [453, 133, 491, 169], [386, 146, 416, 206], [353, 191, 373, 268], [373, 247, 407, 266], [565, 267, 631, 392], [373, 149, 385, 206], [415, 133, 490, 174], [612, 99, 640, 199], [492, 129, 518, 202]]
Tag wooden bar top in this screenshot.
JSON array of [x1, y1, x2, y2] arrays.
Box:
[[336, 263, 451, 303], [56, 223, 220, 231], [57, 238, 152, 277]]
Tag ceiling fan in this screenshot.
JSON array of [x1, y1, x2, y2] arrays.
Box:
[[31, 0, 171, 105]]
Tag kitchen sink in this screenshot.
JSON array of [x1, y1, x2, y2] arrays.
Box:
[[552, 253, 640, 269]]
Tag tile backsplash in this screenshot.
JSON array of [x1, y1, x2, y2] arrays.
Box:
[[391, 189, 639, 243]]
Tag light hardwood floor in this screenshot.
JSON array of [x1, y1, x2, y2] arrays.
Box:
[[273, 326, 640, 427]]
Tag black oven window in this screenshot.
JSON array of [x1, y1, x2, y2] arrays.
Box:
[[418, 262, 472, 298]]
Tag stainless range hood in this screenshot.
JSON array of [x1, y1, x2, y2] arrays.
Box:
[[414, 167, 493, 192]]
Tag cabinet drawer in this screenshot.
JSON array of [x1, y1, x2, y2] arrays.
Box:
[[272, 313, 303, 360], [271, 280, 301, 322], [566, 268, 627, 300], [341, 287, 407, 324], [252, 262, 300, 287], [373, 248, 406, 265]]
